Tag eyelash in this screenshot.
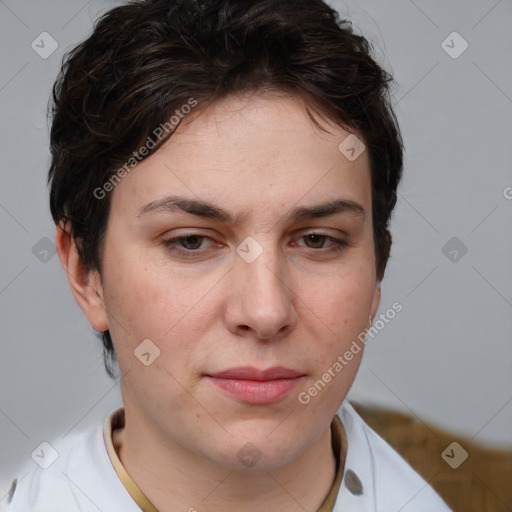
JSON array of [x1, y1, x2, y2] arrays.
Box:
[[162, 232, 347, 258]]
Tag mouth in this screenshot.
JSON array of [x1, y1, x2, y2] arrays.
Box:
[[205, 366, 306, 405]]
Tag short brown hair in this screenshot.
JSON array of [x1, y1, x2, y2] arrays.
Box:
[[48, 0, 404, 377]]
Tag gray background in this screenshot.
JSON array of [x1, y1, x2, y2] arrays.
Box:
[[1, 0, 511, 499]]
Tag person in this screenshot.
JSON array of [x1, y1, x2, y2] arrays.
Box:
[[3, 0, 452, 510]]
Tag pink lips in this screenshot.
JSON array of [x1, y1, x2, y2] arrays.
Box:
[[206, 366, 305, 404]]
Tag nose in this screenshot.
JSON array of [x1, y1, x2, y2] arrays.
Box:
[[223, 244, 298, 340]]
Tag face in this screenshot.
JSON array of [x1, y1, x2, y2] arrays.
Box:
[[85, 93, 380, 469]]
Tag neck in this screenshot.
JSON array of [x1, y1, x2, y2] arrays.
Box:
[[112, 405, 343, 512]]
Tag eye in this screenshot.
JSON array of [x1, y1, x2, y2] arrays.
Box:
[[161, 231, 348, 260], [302, 233, 330, 249], [296, 233, 347, 252], [162, 233, 214, 257]]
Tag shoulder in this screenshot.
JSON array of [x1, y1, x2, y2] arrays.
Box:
[[336, 402, 452, 512], [1, 413, 136, 512], [1, 427, 95, 512]]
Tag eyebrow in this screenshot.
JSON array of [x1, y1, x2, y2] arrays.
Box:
[[137, 195, 365, 224]]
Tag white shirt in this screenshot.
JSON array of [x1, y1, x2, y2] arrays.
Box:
[[1, 402, 451, 511]]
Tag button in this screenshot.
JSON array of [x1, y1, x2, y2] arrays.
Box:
[[7, 478, 17, 503], [344, 469, 363, 495]]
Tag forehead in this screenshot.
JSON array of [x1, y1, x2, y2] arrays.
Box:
[[108, 93, 372, 222]]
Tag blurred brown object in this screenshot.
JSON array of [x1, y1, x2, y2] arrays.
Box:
[[351, 401, 512, 512]]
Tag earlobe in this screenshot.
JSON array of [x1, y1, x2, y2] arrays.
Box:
[[55, 223, 109, 332]]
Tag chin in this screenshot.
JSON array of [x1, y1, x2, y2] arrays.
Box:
[[207, 433, 302, 472]]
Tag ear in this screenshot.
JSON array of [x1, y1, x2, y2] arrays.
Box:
[[369, 280, 381, 324], [55, 223, 109, 332]]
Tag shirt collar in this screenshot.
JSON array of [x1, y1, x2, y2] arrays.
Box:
[[103, 408, 159, 512], [103, 406, 355, 512], [333, 401, 376, 511]]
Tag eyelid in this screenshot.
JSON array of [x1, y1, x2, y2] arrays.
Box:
[[162, 228, 346, 243], [292, 233, 348, 250], [298, 227, 349, 238], [161, 229, 348, 259]]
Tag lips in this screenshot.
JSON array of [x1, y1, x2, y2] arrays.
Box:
[[206, 366, 305, 404], [209, 366, 303, 380]]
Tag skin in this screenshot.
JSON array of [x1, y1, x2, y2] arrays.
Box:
[[57, 93, 381, 512]]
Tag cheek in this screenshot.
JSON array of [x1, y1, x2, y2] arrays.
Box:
[[100, 251, 218, 367], [306, 266, 376, 339], [99, 250, 174, 350]]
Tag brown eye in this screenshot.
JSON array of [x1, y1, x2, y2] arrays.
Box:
[[162, 233, 214, 257], [294, 233, 347, 254], [177, 235, 204, 250], [303, 234, 328, 249]]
